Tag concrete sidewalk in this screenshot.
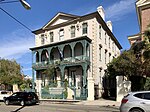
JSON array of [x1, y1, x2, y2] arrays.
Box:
[[74, 99, 121, 108]]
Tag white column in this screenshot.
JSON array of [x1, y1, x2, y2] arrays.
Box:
[[87, 77, 94, 100], [36, 79, 42, 99], [57, 73, 61, 87]]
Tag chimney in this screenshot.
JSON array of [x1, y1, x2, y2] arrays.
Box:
[[97, 6, 105, 20], [106, 21, 113, 32]]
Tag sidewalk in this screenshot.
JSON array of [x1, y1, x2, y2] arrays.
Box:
[[74, 99, 121, 108]]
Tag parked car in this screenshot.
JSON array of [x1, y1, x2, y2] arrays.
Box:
[[4, 92, 39, 106], [0, 91, 12, 101], [120, 91, 150, 112]]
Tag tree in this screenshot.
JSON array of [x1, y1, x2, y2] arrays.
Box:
[[107, 24, 150, 91], [107, 50, 140, 78], [0, 58, 24, 90]]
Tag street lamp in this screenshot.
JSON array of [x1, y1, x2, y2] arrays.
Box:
[[0, 0, 31, 10], [19, 0, 31, 10]]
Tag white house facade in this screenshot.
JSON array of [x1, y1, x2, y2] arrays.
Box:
[[30, 6, 122, 101]]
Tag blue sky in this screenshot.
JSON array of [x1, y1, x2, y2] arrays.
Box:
[[0, 0, 139, 77]]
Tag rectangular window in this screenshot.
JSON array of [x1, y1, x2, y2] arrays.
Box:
[[59, 29, 64, 41], [99, 68, 102, 83], [109, 37, 111, 48], [99, 25, 101, 39], [50, 32, 54, 42], [105, 50, 107, 64], [112, 42, 114, 52], [105, 32, 107, 44], [99, 45, 102, 61], [109, 53, 111, 62], [82, 23, 88, 34], [41, 34, 45, 45], [71, 26, 75, 38]]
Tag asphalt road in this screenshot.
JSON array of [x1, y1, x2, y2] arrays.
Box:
[[0, 102, 119, 112]]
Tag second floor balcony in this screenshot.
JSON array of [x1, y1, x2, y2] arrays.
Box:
[[30, 36, 92, 70]]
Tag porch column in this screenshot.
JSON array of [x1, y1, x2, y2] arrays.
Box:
[[71, 43, 75, 61], [38, 49, 42, 63], [83, 40, 87, 57], [36, 72, 42, 99], [81, 64, 88, 100], [47, 48, 52, 62], [60, 66, 65, 99], [60, 67, 65, 86], [32, 51, 35, 92]]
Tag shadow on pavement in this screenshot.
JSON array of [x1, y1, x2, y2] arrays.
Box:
[[11, 106, 25, 112]]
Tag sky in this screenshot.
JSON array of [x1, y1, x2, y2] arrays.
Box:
[[0, 0, 139, 77]]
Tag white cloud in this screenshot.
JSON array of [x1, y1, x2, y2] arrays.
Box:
[[105, 0, 135, 21], [22, 67, 32, 72], [0, 29, 34, 60]]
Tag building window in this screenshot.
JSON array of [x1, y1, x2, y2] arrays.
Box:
[[109, 37, 111, 48], [99, 25, 101, 39], [99, 45, 102, 61], [71, 26, 75, 38], [109, 53, 111, 62], [105, 32, 107, 44], [112, 42, 114, 52], [59, 29, 64, 41], [82, 23, 88, 34], [50, 32, 54, 42], [41, 34, 45, 45], [99, 67, 102, 83], [105, 49, 107, 64]]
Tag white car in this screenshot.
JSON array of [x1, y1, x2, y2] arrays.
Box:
[[0, 91, 11, 101], [120, 91, 150, 112]]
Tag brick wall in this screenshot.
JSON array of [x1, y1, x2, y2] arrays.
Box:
[[141, 8, 150, 33]]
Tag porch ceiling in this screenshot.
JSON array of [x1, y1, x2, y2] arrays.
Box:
[[30, 36, 92, 51]]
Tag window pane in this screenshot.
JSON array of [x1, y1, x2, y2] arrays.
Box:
[[134, 93, 143, 99], [99, 25, 101, 38], [82, 23, 87, 34], [71, 26, 75, 37], [59, 29, 64, 41], [50, 32, 53, 42], [144, 93, 150, 100]]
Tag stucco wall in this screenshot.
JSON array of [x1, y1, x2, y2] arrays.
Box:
[[33, 8, 121, 100]]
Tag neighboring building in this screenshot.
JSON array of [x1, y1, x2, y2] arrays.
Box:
[[30, 6, 122, 100], [128, 0, 150, 45]]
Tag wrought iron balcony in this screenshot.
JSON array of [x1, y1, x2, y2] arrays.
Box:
[[32, 55, 90, 70]]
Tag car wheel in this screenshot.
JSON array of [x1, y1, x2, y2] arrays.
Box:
[[130, 108, 143, 112], [5, 100, 9, 105], [20, 100, 25, 106]]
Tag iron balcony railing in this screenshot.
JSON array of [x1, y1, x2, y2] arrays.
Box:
[[32, 55, 90, 70]]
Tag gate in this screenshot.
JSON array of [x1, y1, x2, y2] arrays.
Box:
[[102, 76, 116, 100]]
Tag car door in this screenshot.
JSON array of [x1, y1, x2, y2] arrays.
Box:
[[140, 93, 150, 112], [9, 93, 19, 104]]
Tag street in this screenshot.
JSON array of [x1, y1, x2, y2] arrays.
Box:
[[0, 102, 119, 112]]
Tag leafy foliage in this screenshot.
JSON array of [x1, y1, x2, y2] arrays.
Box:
[[0, 59, 23, 85], [107, 50, 139, 78], [107, 24, 150, 78], [42, 64, 55, 80], [0, 58, 28, 90], [107, 24, 150, 91]]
